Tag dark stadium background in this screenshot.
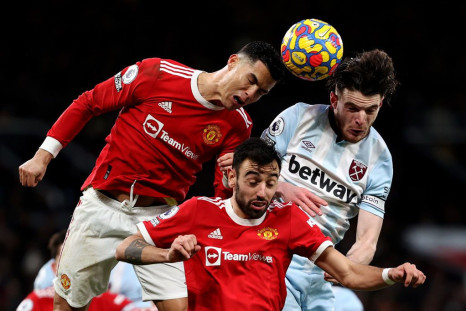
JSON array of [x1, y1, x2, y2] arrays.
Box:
[[2, 1, 465, 310]]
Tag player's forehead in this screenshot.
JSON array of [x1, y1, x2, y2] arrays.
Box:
[[338, 88, 382, 108], [238, 158, 279, 177]]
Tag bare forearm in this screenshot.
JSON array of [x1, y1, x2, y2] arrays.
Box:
[[339, 263, 388, 290], [315, 247, 426, 290], [346, 241, 376, 265], [115, 236, 168, 264], [347, 210, 383, 264]]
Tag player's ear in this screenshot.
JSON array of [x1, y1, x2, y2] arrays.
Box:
[[330, 91, 338, 109], [227, 54, 239, 71], [379, 96, 384, 108], [227, 168, 236, 188]]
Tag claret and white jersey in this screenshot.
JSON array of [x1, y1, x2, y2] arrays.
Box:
[[137, 197, 332, 311], [262, 103, 393, 244], [46, 58, 252, 201]]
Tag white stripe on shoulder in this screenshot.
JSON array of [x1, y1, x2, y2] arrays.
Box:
[[160, 68, 192, 79], [160, 60, 195, 74], [160, 61, 194, 78], [236, 108, 252, 129], [198, 197, 225, 209]]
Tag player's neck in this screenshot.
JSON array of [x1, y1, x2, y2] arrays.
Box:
[[328, 108, 344, 142], [230, 198, 249, 219], [197, 69, 226, 108]]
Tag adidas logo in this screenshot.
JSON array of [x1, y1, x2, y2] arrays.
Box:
[[208, 228, 223, 240], [158, 101, 173, 113]]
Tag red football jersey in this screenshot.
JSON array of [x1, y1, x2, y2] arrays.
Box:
[[47, 58, 252, 200], [16, 287, 135, 311], [138, 197, 333, 311]]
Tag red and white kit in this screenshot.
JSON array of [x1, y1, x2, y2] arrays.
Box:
[[138, 197, 333, 311], [45, 58, 252, 307], [44, 58, 252, 200]]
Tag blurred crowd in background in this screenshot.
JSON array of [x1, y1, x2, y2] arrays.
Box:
[[1, 1, 465, 310]]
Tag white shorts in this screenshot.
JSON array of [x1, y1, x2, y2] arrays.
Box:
[[53, 187, 187, 308]]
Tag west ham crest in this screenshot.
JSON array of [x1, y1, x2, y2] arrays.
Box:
[[349, 159, 367, 181]]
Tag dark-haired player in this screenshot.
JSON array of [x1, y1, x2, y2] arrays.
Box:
[[261, 49, 400, 310], [19, 41, 285, 311], [116, 137, 425, 311]]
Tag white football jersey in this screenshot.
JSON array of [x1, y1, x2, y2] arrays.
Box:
[[262, 103, 392, 243]]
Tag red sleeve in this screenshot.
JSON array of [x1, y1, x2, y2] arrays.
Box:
[[139, 197, 197, 248], [213, 108, 252, 198], [47, 58, 161, 148], [288, 204, 332, 259], [16, 292, 43, 311]]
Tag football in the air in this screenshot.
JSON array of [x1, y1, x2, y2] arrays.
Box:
[[281, 18, 343, 81]]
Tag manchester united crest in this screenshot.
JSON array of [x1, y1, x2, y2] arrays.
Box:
[[257, 227, 279, 240], [60, 273, 71, 290], [349, 159, 367, 181], [203, 125, 222, 145]]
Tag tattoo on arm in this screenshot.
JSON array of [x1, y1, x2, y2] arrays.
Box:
[[124, 238, 149, 264]]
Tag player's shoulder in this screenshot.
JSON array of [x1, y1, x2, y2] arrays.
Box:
[[277, 103, 328, 125], [365, 126, 392, 159], [138, 58, 197, 78], [268, 200, 315, 218], [230, 107, 253, 131], [289, 102, 328, 113], [267, 199, 294, 213], [140, 57, 189, 67], [194, 196, 226, 209]]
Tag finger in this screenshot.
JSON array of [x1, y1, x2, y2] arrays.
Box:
[[298, 203, 317, 217], [307, 192, 328, 206], [184, 238, 196, 255], [172, 242, 191, 260], [19, 167, 24, 185], [182, 235, 198, 256], [27, 174, 39, 187], [403, 269, 413, 287], [414, 272, 426, 287], [175, 239, 191, 259], [301, 199, 323, 216]]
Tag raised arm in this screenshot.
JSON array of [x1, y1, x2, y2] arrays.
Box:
[[346, 209, 383, 263], [115, 231, 201, 264], [314, 246, 426, 290]]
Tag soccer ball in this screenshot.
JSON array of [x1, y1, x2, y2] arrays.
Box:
[[281, 18, 343, 81]]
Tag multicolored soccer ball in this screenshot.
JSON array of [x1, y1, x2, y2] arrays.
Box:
[[281, 18, 343, 81]]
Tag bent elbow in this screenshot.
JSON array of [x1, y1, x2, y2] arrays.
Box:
[[115, 244, 126, 262]]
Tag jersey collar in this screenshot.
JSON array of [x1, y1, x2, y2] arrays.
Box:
[[191, 70, 224, 111], [224, 199, 266, 226]]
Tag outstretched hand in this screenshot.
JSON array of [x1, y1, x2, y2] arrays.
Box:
[[389, 263, 426, 288], [277, 181, 327, 217], [167, 234, 201, 262]]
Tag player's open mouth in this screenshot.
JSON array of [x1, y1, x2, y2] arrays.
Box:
[[349, 129, 364, 136], [251, 200, 267, 210], [234, 96, 244, 106]]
